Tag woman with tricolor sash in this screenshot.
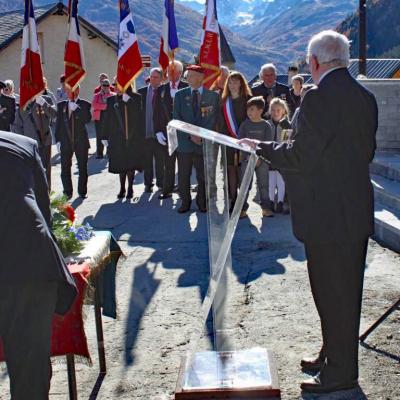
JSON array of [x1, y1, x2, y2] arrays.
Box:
[[219, 71, 252, 212]]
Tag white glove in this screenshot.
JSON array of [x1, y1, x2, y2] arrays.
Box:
[[56, 142, 61, 153], [35, 96, 45, 106], [122, 93, 130, 103], [156, 132, 167, 146], [68, 101, 78, 112], [101, 140, 108, 147]]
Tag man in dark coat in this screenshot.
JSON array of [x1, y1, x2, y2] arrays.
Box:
[[251, 63, 294, 117], [0, 131, 77, 399], [102, 87, 145, 198], [14, 94, 56, 189], [55, 85, 92, 199], [173, 65, 220, 213], [138, 68, 164, 193], [0, 81, 16, 132], [240, 31, 378, 394], [154, 60, 188, 199]]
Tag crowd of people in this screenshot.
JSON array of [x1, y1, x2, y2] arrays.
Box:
[[0, 29, 379, 397], [0, 60, 311, 217]]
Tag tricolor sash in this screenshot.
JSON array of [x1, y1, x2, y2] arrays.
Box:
[[223, 97, 239, 138]]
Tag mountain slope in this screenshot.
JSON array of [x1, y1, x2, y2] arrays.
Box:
[[179, 0, 358, 65], [337, 0, 400, 58], [0, 0, 283, 78]]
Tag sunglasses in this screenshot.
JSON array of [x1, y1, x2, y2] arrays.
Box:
[[102, 84, 110, 87]]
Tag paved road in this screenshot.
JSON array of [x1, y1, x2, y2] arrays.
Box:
[[1, 134, 399, 399]]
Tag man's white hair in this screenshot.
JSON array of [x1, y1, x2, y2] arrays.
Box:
[[169, 60, 183, 72], [259, 63, 277, 78], [307, 30, 350, 68], [150, 67, 163, 77], [220, 65, 229, 76]]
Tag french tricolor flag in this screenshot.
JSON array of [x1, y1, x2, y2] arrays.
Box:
[[19, 0, 45, 110], [116, 0, 143, 93], [64, 0, 86, 92], [159, 0, 179, 73], [199, 0, 221, 89]]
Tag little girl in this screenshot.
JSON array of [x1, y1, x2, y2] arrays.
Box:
[[267, 98, 291, 213]]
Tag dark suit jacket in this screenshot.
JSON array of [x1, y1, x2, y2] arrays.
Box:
[[55, 98, 92, 152], [252, 81, 294, 115], [173, 86, 220, 154], [154, 81, 188, 135], [0, 94, 16, 131], [257, 68, 378, 244], [0, 131, 77, 314], [102, 93, 145, 172]]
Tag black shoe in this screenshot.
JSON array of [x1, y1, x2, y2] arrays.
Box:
[[158, 192, 172, 200], [301, 376, 358, 394], [275, 201, 283, 213], [126, 189, 133, 199], [197, 205, 207, 213], [300, 356, 324, 373], [117, 190, 126, 199], [178, 204, 191, 213], [64, 192, 73, 200], [79, 193, 87, 199], [145, 185, 153, 193]]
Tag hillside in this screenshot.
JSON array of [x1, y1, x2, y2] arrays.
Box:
[[0, 0, 287, 79], [179, 0, 358, 65], [337, 0, 400, 58]]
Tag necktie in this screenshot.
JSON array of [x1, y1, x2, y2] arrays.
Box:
[[152, 87, 158, 107], [172, 81, 176, 90], [192, 89, 199, 117]]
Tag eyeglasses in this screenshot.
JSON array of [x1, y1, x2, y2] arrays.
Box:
[[102, 85, 110, 87]]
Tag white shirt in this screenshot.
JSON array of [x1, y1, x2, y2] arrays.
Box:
[[169, 81, 179, 99]]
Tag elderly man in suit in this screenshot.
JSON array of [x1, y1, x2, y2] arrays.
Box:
[[55, 85, 92, 199], [240, 30, 378, 394], [138, 67, 164, 193], [14, 94, 56, 189], [173, 65, 220, 213], [252, 63, 294, 117], [0, 80, 16, 132], [0, 131, 77, 399], [154, 60, 188, 200]]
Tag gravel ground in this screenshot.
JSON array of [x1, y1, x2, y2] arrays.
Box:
[[1, 140, 399, 400]]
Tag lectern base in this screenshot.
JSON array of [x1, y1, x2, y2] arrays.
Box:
[[175, 348, 281, 399]]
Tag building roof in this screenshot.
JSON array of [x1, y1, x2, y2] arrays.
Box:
[[0, 2, 117, 53], [348, 59, 400, 79]]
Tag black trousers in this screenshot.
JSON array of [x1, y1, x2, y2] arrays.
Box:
[[177, 152, 206, 208], [94, 120, 104, 157], [38, 144, 52, 191], [144, 138, 165, 188], [0, 282, 58, 399], [162, 150, 177, 195], [304, 240, 368, 384], [60, 148, 88, 197]]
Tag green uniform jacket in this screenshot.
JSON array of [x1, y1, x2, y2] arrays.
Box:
[[173, 86, 220, 154]]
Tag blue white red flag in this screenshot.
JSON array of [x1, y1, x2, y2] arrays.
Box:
[[199, 0, 221, 88], [159, 0, 179, 73], [117, 0, 143, 93], [19, 0, 45, 110], [64, 0, 86, 92], [223, 97, 239, 138]]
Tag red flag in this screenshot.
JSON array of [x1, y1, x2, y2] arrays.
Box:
[[19, 0, 45, 110], [116, 0, 143, 92], [64, 0, 86, 91], [199, 0, 221, 89]]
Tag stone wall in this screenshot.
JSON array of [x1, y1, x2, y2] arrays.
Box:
[[361, 79, 400, 150]]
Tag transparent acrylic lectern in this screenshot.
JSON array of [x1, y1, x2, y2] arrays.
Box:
[[168, 120, 281, 399]]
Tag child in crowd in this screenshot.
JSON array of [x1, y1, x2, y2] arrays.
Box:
[[238, 96, 274, 218], [267, 97, 291, 213]]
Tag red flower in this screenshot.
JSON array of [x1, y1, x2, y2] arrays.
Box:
[[63, 204, 75, 223]]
